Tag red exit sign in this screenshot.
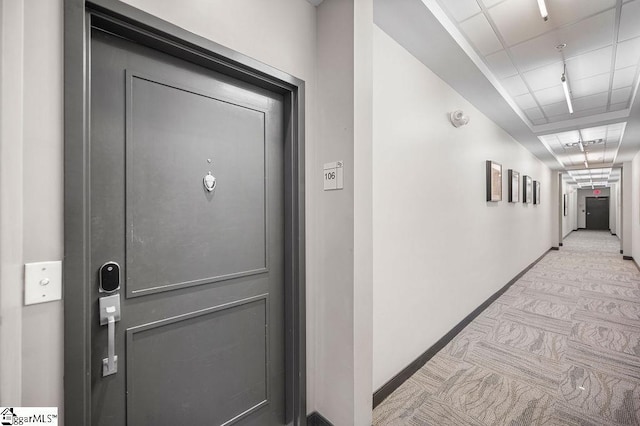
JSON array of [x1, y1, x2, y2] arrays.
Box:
[[593, 189, 601, 195]]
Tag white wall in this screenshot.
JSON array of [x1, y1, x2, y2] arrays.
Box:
[[314, 0, 373, 424], [631, 153, 640, 262], [622, 163, 633, 256], [577, 188, 611, 229], [560, 178, 575, 239], [372, 26, 554, 390], [0, 0, 25, 405], [610, 182, 618, 235]]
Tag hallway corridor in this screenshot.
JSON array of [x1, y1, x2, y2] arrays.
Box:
[[373, 231, 640, 425]]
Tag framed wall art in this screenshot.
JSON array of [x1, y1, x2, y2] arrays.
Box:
[[486, 160, 502, 202], [563, 194, 568, 216], [508, 169, 520, 203], [533, 180, 541, 204], [523, 175, 533, 204]]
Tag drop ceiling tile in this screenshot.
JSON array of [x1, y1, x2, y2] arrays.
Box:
[[610, 101, 629, 111], [459, 13, 503, 55], [581, 126, 607, 140], [546, 0, 616, 28], [523, 61, 564, 91], [567, 153, 588, 164], [573, 92, 608, 111], [566, 47, 613, 80], [570, 73, 611, 98], [611, 86, 633, 104], [439, 0, 483, 22], [612, 66, 637, 89], [542, 100, 572, 116], [534, 85, 565, 105], [557, 130, 581, 143], [509, 10, 615, 72], [615, 37, 640, 69], [525, 106, 545, 120], [574, 105, 609, 119], [514, 92, 538, 109], [619, 0, 640, 41], [531, 117, 548, 125], [501, 74, 529, 96], [484, 50, 519, 78], [482, 0, 504, 7], [547, 113, 573, 123], [488, 0, 549, 46]]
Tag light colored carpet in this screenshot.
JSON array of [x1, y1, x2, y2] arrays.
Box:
[[373, 231, 640, 426]]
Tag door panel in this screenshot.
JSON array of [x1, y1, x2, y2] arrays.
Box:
[[126, 296, 269, 425], [586, 197, 609, 230], [90, 28, 284, 426], [125, 73, 268, 296]]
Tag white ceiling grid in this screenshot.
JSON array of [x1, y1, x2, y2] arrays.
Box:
[[433, 0, 639, 183], [435, 0, 640, 126]]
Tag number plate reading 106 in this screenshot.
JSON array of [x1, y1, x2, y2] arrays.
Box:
[[323, 161, 344, 191]]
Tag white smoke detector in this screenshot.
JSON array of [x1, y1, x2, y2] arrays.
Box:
[[449, 110, 470, 128]]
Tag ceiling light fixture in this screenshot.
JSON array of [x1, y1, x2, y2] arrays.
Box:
[[584, 160, 589, 168], [561, 65, 573, 114], [563, 139, 602, 149], [537, 0, 549, 21]]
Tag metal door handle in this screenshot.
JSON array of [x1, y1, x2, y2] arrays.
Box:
[[99, 294, 121, 376]]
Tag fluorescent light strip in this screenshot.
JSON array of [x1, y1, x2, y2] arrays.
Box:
[[561, 74, 573, 114], [537, 0, 549, 21]]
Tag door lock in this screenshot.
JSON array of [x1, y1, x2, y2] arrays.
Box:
[[99, 261, 121, 293], [99, 294, 121, 376]]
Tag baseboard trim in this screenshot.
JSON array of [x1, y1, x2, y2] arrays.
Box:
[[372, 248, 551, 409], [621, 249, 624, 254], [623, 255, 634, 261], [559, 242, 563, 247], [307, 411, 334, 426], [551, 246, 559, 251]]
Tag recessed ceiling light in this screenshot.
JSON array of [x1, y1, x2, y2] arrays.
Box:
[[556, 43, 567, 50]]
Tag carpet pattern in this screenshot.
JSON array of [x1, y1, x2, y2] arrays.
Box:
[[373, 231, 640, 425]]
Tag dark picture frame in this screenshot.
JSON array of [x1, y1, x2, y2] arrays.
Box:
[[563, 193, 568, 216], [508, 169, 520, 203], [486, 160, 502, 202], [533, 180, 541, 205], [523, 175, 533, 204]]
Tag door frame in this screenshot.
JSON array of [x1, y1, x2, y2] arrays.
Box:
[[63, 1, 306, 424]]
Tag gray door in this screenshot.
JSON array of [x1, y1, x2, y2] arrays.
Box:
[[586, 197, 609, 230], [90, 28, 285, 426]]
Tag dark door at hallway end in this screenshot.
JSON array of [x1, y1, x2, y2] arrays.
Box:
[[586, 197, 609, 230]]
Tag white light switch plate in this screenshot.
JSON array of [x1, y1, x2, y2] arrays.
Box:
[[24, 261, 62, 305]]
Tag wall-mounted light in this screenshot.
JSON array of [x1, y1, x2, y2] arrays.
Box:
[[561, 64, 573, 114], [449, 110, 470, 128], [537, 0, 549, 21]]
